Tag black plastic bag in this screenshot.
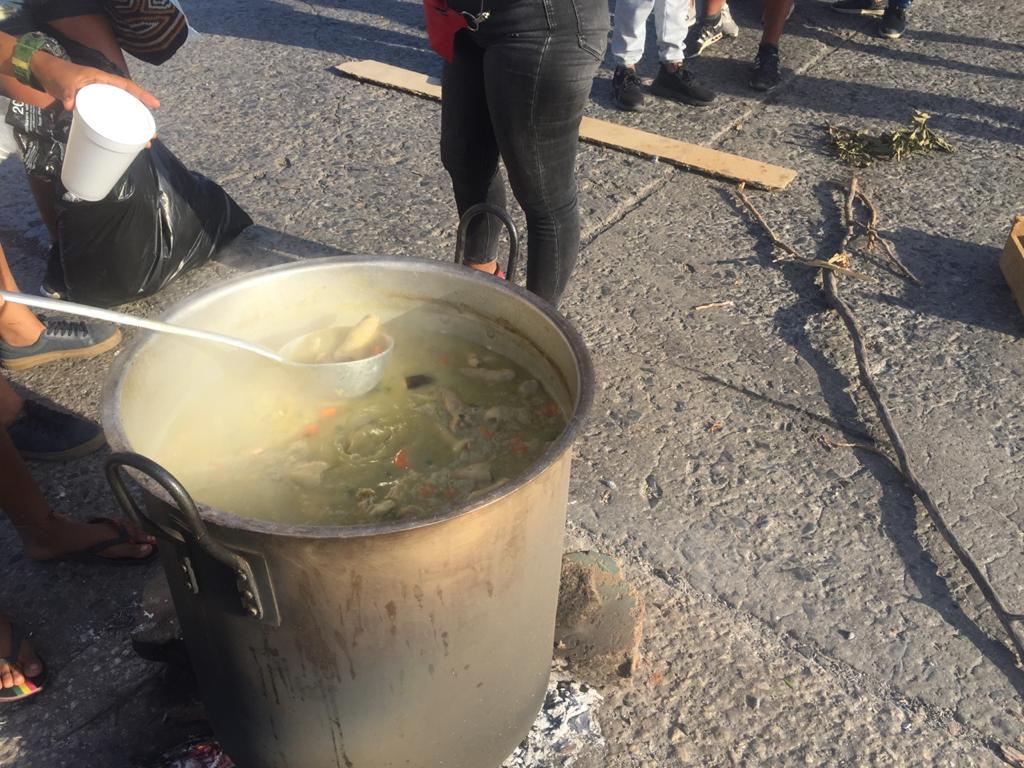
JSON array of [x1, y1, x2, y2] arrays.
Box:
[[54, 139, 252, 307], [2, 34, 71, 178], [3, 33, 251, 306], [4, 96, 69, 179]]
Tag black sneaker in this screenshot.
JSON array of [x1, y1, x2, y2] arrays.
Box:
[[686, 15, 727, 58], [650, 64, 716, 107], [6, 399, 106, 461], [878, 6, 908, 38], [0, 316, 121, 371], [40, 244, 67, 300], [832, 0, 886, 15], [749, 44, 781, 91], [612, 66, 645, 111]]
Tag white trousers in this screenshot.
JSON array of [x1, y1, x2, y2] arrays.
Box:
[[611, 0, 691, 67]]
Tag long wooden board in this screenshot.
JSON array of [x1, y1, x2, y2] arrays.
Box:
[[335, 59, 797, 190]]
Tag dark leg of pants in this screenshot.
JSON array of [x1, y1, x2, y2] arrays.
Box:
[[441, 16, 605, 305], [441, 34, 508, 269]]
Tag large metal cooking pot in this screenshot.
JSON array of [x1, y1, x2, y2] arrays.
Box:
[[101, 255, 593, 768]]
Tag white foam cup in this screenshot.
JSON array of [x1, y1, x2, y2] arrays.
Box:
[[61, 83, 156, 201]]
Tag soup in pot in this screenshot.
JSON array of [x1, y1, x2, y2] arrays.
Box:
[[157, 320, 568, 527]]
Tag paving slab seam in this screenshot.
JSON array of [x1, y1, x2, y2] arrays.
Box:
[[706, 19, 869, 149], [654, 554, 1004, 761], [580, 172, 674, 249], [47, 675, 160, 747], [649, 289, 1021, 755], [670, 359, 878, 446], [684, 585, 1011, 765], [566, 523, 1009, 762]]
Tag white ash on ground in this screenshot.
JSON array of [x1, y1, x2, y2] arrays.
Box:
[[504, 670, 606, 768], [144, 668, 604, 768]]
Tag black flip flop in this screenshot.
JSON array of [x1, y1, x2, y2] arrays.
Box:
[[0, 622, 46, 703], [60, 517, 158, 567]]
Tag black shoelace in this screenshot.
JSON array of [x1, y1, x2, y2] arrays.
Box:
[[43, 319, 90, 339], [620, 69, 641, 88]]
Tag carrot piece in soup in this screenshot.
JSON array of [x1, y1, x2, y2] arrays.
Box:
[[393, 449, 410, 470]]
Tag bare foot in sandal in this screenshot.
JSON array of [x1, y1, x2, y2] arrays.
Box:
[[18, 511, 155, 563], [0, 614, 44, 701], [1, 424, 155, 563]]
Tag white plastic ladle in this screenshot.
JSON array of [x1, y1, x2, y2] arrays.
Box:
[[0, 290, 392, 398]]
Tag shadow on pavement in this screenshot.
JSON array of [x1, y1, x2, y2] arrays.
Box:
[[875, 227, 1024, 339], [908, 28, 1024, 53], [588, 0, 1023, 146], [188, 0, 1024, 150], [784, 22, 1024, 82], [716, 182, 1024, 698], [697, 61, 1024, 146], [190, 0, 438, 75]]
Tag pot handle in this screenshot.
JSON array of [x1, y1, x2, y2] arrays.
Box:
[[105, 452, 270, 621], [454, 203, 519, 283]]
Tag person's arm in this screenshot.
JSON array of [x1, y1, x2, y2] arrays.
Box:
[[0, 30, 158, 110], [0, 30, 47, 106]]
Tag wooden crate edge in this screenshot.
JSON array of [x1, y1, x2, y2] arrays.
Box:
[[999, 215, 1024, 318]]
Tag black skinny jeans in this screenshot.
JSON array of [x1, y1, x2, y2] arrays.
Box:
[[440, 0, 608, 306]]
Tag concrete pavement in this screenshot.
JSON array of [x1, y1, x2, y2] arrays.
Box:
[[1, 0, 1022, 765]]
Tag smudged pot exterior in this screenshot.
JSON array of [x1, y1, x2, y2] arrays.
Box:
[[145, 451, 570, 768], [103, 257, 593, 768]]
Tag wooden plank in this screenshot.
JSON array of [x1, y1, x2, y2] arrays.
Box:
[[578, 116, 796, 189], [339, 59, 442, 100], [334, 59, 797, 190]]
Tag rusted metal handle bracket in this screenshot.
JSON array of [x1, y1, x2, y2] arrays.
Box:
[[106, 452, 279, 624]]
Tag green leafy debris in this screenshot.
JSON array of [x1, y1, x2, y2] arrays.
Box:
[[825, 110, 955, 167]]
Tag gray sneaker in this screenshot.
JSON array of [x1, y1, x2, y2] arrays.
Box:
[[0, 316, 121, 371]]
